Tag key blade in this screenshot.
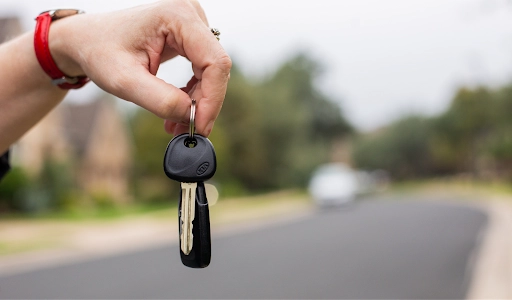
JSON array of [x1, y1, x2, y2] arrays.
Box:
[[180, 182, 197, 255]]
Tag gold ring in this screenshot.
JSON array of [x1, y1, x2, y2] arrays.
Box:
[[211, 28, 220, 41]]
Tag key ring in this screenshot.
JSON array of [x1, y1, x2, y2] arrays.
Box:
[[189, 99, 196, 139]]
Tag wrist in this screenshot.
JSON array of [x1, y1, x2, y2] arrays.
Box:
[[48, 17, 85, 77], [34, 10, 89, 89]]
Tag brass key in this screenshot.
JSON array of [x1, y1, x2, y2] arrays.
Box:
[[180, 182, 197, 255]]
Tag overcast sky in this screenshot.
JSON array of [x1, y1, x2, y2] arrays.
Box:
[[2, 0, 512, 130]]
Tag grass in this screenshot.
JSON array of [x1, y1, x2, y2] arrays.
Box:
[[0, 190, 312, 257], [0, 240, 62, 256], [388, 177, 512, 202], [0, 201, 179, 222], [2, 190, 311, 221]]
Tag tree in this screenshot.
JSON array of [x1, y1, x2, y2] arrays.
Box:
[[430, 87, 494, 174], [252, 53, 352, 189], [353, 116, 432, 179], [130, 109, 179, 202]]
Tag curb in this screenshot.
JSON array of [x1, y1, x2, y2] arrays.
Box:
[[467, 199, 512, 299]]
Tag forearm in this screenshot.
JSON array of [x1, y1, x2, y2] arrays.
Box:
[[0, 31, 68, 153], [0, 1, 231, 153]]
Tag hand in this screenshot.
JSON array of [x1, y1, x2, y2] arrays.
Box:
[[50, 0, 231, 137]]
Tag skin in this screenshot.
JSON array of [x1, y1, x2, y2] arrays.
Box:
[[0, 0, 231, 154]]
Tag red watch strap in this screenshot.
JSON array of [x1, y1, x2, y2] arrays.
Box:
[[34, 11, 89, 89]]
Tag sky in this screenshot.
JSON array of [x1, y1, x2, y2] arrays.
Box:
[[2, 0, 512, 131]]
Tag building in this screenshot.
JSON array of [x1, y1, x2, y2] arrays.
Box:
[[0, 16, 23, 43], [2, 16, 133, 204], [15, 97, 134, 204]]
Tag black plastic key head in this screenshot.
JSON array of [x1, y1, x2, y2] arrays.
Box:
[[164, 134, 217, 182]]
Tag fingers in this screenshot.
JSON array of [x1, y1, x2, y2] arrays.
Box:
[[134, 0, 231, 137], [164, 76, 197, 135], [154, 0, 230, 136], [195, 55, 231, 136], [179, 27, 232, 135], [84, 0, 231, 138], [164, 119, 188, 135], [187, 0, 209, 26], [184, 76, 199, 94]]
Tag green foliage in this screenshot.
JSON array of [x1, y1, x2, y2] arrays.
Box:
[[0, 160, 78, 213], [38, 160, 76, 210], [210, 64, 267, 190], [353, 117, 432, 179], [129, 108, 179, 203], [0, 167, 31, 212], [90, 192, 117, 210], [353, 83, 512, 180], [214, 54, 351, 191], [130, 109, 172, 177], [251, 54, 352, 189], [486, 127, 512, 160]]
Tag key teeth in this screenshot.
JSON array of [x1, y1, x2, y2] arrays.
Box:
[[180, 218, 194, 255], [189, 224, 194, 254], [180, 221, 187, 255], [180, 182, 196, 256], [181, 223, 194, 255], [178, 182, 212, 268]]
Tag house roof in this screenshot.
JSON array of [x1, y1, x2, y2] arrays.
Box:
[[61, 100, 103, 157]]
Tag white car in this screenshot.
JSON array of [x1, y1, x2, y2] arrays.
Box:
[[308, 163, 359, 207]]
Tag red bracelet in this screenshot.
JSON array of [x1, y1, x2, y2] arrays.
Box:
[[34, 9, 90, 90]]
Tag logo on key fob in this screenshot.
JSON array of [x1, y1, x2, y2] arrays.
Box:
[[197, 162, 210, 176]]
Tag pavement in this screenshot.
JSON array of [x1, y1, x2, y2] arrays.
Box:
[[0, 200, 486, 299], [0, 192, 511, 298], [0, 192, 313, 276], [466, 198, 512, 299]]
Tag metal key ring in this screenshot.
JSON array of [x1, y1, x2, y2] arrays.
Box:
[[189, 99, 196, 139]]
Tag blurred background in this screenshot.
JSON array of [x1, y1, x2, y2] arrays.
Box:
[[1, 0, 511, 211], [1, 0, 512, 299]]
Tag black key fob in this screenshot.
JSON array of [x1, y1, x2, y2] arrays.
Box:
[[164, 134, 217, 182]]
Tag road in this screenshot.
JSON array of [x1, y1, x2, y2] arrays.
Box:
[[0, 199, 487, 299]]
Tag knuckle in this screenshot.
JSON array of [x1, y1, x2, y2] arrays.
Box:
[[216, 52, 232, 74], [187, 0, 202, 10]]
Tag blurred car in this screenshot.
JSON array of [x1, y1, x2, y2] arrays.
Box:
[[308, 163, 359, 208]]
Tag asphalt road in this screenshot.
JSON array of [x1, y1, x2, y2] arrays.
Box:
[[0, 199, 487, 299]]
